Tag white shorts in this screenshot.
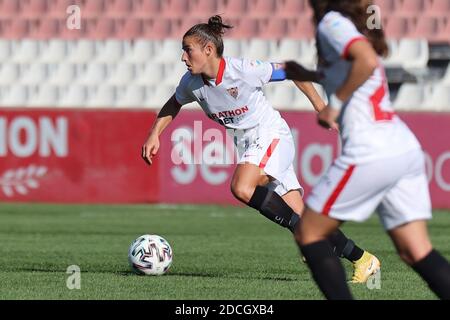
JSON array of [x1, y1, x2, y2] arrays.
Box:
[[306, 149, 432, 230], [234, 117, 303, 197]]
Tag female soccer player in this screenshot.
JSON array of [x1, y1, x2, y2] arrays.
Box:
[[142, 15, 379, 282], [284, 0, 450, 299]]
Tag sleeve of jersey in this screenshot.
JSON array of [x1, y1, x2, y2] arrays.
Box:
[[175, 72, 195, 105], [318, 13, 367, 59], [241, 59, 273, 87]]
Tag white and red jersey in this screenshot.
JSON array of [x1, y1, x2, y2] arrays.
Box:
[[317, 11, 421, 164], [175, 57, 282, 130]]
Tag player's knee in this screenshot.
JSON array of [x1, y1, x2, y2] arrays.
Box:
[[230, 183, 254, 203]]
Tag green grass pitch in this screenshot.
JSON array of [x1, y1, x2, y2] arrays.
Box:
[[0, 203, 449, 300]]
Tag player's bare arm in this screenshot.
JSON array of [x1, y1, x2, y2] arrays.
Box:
[[142, 94, 181, 165], [292, 81, 326, 113], [318, 40, 378, 130], [334, 40, 379, 102]]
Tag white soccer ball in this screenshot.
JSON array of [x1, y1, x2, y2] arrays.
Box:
[[128, 234, 173, 275]]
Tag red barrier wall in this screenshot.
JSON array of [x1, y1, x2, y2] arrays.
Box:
[[0, 108, 158, 203], [0, 109, 449, 208]]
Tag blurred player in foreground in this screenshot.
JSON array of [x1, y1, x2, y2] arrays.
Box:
[[283, 0, 450, 299], [142, 15, 380, 282]]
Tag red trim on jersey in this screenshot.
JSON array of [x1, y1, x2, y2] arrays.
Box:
[[215, 58, 226, 86], [322, 165, 356, 216], [341, 37, 367, 59], [259, 139, 280, 169], [370, 65, 395, 121]]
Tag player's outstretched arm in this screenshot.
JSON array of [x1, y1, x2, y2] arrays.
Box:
[[142, 94, 182, 165], [292, 81, 326, 113], [283, 61, 321, 83]]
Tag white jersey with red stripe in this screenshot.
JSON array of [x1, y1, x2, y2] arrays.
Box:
[[175, 57, 302, 196], [317, 11, 421, 164], [175, 56, 282, 130]]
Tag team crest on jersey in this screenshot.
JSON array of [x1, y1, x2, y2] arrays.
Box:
[[227, 87, 239, 99]]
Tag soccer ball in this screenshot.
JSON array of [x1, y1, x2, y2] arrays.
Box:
[[128, 234, 173, 275]]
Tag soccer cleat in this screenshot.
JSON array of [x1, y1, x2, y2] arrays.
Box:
[[350, 251, 381, 283]]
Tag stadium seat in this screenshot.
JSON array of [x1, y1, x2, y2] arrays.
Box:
[[440, 64, 450, 85], [11, 40, 41, 63], [382, 39, 402, 67], [47, 63, 78, 85], [59, 84, 89, 107], [434, 21, 450, 43], [142, 18, 172, 39], [115, 18, 144, 39], [219, 0, 248, 16], [397, 38, 429, 70], [409, 17, 443, 42], [105, 0, 133, 18], [267, 84, 296, 109], [393, 83, 426, 110], [171, 17, 203, 40], [29, 18, 61, 40], [259, 18, 290, 40], [287, 16, 315, 39], [48, 0, 81, 19], [223, 39, 245, 57], [426, 0, 450, 17], [298, 39, 317, 68], [0, 85, 29, 106], [153, 39, 182, 63], [88, 18, 116, 39], [20, 63, 49, 85], [95, 40, 124, 63], [124, 39, 154, 63], [247, 0, 277, 18], [5, 19, 31, 39], [116, 85, 146, 107], [373, 0, 397, 12], [226, 19, 259, 39], [161, 0, 190, 18], [243, 39, 276, 61], [66, 40, 96, 63], [190, 0, 220, 18], [135, 62, 165, 85], [28, 84, 60, 107], [0, 64, 20, 85], [145, 85, 175, 107], [107, 63, 137, 86], [39, 40, 68, 63], [272, 39, 303, 61], [77, 63, 108, 85], [277, 0, 309, 18], [0, 0, 20, 18], [87, 85, 117, 107], [163, 63, 188, 85], [384, 17, 411, 39], [134, 0, 162, 18], [397, 0, 429, 16], [21, 0, 49, 19], [0, 40, 12, 62], [426, 84, 450, 111], [82, 0, 106, 18]]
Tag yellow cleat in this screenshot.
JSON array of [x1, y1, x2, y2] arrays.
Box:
[[350, 251, 381, 283]]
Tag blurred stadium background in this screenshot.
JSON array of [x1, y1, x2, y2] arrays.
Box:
[[0, 0, 449, 300]]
